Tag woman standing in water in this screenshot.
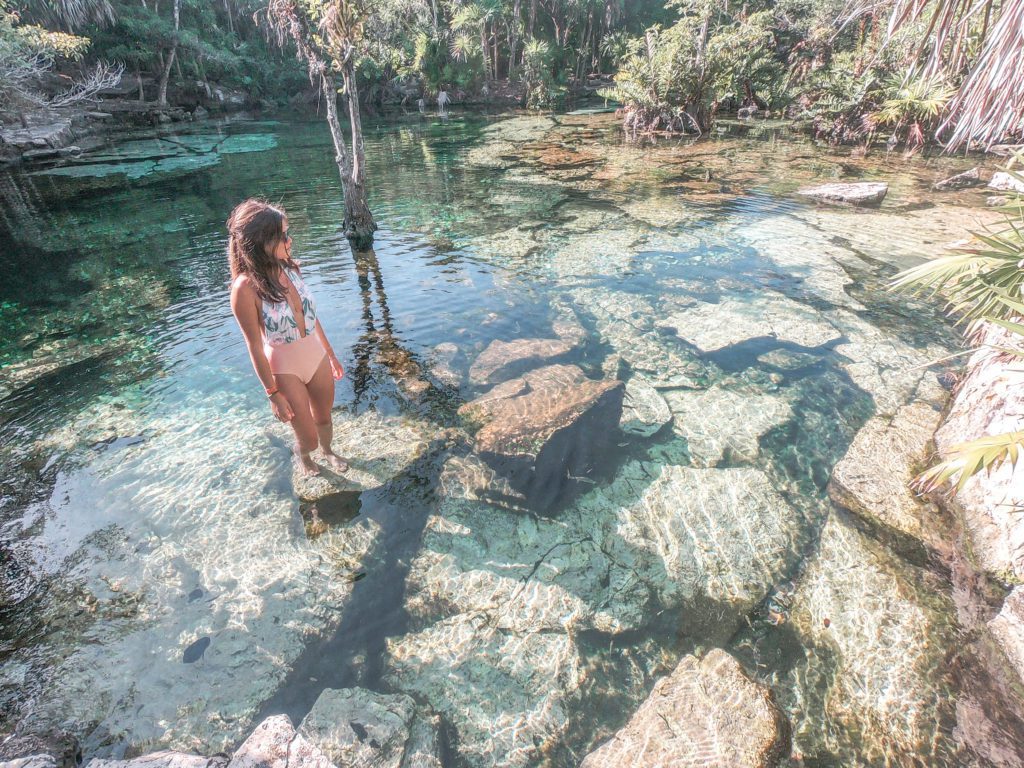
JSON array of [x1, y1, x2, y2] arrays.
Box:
[[227, 199, 349, 476]]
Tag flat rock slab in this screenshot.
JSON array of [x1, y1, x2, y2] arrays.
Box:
[[580, 649, 788, 768], [298, 688, 441, 768], [620, 375, 672, 436], [468, 338, 573, 386], [459, 364, 624, 508], [229, 716, 333, 768], [87, 755, 226, 768], [829, 396, 950, 558], [658, 295, 841, 353], [289, 411, 433, 502], [663, 386, 792, 466], [797, 182, 888, 205]]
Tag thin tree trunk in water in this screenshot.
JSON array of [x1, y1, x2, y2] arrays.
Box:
[[339, 62, 377, 250], [493, 28, 500, 80], [157, 0, 181, 107], [509, 0, 521, 75], [529, 0, 536, 38], [480, 25, 491, 80]]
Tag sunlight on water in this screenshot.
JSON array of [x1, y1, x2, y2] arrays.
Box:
[[0, 111, 1007, 765]]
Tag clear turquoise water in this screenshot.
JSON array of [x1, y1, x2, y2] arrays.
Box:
[[0, 111, 1012, 766]]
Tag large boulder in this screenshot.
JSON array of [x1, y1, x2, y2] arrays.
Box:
[[298, 688, 441, 768], [657, 294, 841, 353], [828, 388, 951, 559], [797, 182, 888, 206], [934, 324, 1024, 582], [468, 338, 573, 386], [458, 364, 624, 508], [781, 513, 958, 764], [933, 167, 981, 190], [579, 649, 789, 768], [988, 171, 1024, 194], [988, 587, 1024, 691], [229, 716, 333, 768], [604, 465, 805, 614]]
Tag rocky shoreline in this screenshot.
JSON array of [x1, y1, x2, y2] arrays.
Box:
[[827, 318, 1024, 758]]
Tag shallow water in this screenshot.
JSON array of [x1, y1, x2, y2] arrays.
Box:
[[0, 110, 1014, 765]]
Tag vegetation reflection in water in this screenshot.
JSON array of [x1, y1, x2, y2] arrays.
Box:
[[0, 112, 1002, 766]]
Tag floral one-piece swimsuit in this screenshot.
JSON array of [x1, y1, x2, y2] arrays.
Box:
[[262, 266, 326, 384]]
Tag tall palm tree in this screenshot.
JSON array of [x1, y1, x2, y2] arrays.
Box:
[[887, 0, 1024, 149]]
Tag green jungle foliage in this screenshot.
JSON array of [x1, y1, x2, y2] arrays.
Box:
[[2, 0, 1021, 148]]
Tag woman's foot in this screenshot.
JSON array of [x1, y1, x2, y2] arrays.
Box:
[[298, 452, 321, 476], [322, 450, 349, 473]]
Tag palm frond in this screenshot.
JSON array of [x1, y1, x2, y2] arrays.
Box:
[[914, 430, 1024, 493]]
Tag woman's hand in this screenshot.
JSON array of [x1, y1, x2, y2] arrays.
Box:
[[269, 392, 294, 422], [328, 353, 345, 380]]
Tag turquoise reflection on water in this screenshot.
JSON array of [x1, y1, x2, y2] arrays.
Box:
[[0, 112, 987, 766]]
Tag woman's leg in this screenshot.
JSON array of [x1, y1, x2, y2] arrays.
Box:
[[305, 355, 348, 472], [274, 373, 321, 475]]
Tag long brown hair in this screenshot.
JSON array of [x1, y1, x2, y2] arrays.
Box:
[[226, 198, 296, 303]]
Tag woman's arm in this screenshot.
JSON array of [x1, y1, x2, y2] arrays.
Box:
[[231, 277, 294, 421], [313, 320, 344, 380]]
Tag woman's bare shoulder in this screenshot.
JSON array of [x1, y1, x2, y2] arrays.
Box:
[[231, 273, 256, 295]]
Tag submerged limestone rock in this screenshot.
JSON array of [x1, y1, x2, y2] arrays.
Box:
[[828, 394, 950, 558], [783, 513, 957, 764], [392, 456, 807, 766], [405, 456, 651, 635], [1, 386, 383, 755], [569, 287, 707, 388], [230, 716, 333, 768], [298, 688, 441, 768], [934, 325, 1024, 582], [657, 294, 841, 353], [610, 465, 805, 613], [289, 410, 433, 502], [620, 375, 672, 436], [933, 167, 981, 190], [468, 338, 573, 386], [663, 385, 792, 466], [385, 614, 584, 768], [579, 649, 788, 768], [797, 182, 888, 205], [829, 309, 948, 417], [459, 364, 624, 508]]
